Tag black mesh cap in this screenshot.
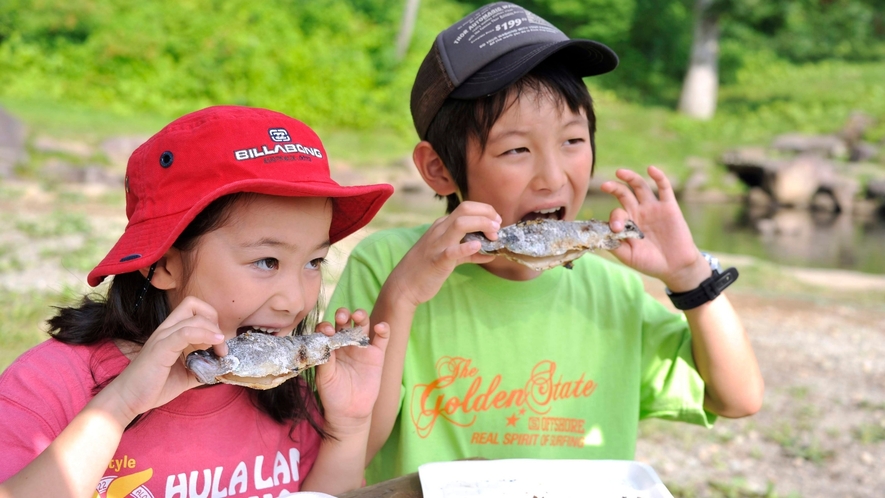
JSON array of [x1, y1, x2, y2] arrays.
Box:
[[410, 1, 619, 140]]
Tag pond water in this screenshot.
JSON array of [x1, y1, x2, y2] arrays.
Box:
[[372, 192, 885, 276]]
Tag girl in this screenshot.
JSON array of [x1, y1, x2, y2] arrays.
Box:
[[0, 106, 394, 497]]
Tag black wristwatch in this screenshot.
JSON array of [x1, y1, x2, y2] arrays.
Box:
[[665, 252, 738, 310]]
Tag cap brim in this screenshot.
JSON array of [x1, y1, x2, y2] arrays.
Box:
[[87, 180, 393, 286], [450, 39, 618, 99]]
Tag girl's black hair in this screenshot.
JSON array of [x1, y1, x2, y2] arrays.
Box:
[[425, 56, 597, 214], [47, 192, 327, 438]]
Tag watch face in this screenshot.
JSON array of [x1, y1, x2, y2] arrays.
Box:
[[702, 252, 722, 273]]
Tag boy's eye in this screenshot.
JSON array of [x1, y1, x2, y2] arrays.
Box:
[[254, 258, 279, 271], [502, 147, 529, 156], [565, 138, 585, 145], [306, 257, 326, 270]]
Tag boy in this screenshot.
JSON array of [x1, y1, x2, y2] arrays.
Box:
[[327, 1, 763, 483]]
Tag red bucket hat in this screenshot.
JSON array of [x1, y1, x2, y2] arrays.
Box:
[[88, 105, 393, 286]]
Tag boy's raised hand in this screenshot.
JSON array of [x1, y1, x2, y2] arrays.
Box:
[[389, 201, 501, 307], [313, 308, 390, 432], [600, 166, 712, 291], [101, 296, 226, 425]]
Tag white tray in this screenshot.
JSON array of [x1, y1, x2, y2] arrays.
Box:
[[418, 459, 673, 498]]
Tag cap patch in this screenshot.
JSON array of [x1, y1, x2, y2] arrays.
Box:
[[269, 128, 291, 142]]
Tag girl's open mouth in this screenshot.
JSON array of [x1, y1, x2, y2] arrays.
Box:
[[236, 326, 281, 336]]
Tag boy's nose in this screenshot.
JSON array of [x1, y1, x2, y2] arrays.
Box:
[[532, 155, 568, 192]]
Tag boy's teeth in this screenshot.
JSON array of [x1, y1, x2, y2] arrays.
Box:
[[251, 327, 280, 333], [535, 207, 560, 214]]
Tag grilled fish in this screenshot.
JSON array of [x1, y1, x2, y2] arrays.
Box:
[[464, 219, 644, 271], [185, 327, 369, 389]]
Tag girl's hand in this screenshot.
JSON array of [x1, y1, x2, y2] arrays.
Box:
[[390, 201, 501, 308], [102, 296, 225, 425], [313, 308, 390, 435], [600, 166, 711, 291]]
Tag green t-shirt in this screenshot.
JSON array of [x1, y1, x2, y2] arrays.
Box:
[[328, 225, 714, 483]]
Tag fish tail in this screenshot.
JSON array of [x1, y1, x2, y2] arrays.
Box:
[[328, 327, 370, 348]]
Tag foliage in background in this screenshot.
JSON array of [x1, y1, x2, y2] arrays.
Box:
[[2, 0, 884, 129], [0, 0, 467, 132], [472, 0, 885, 105]]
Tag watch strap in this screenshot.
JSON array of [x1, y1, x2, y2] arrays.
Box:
[[667, 267, 739, 310]]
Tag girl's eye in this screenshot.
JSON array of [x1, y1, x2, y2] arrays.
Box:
[[565, 138, 585, 146], [254, 258, 279, 271], [306, 257, 326, 270]]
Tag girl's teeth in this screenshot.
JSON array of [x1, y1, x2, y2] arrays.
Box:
[[535, 207, 560, 214]]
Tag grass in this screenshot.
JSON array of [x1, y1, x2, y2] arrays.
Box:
[[0, 289, 71, 368], [764, 403, 836, 465], [730, 258, 885, 308], [0, 97, 170, 142], [852, 423, 885, 445], [15, 211, 92, 238]]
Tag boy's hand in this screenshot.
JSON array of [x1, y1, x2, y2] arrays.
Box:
[[389, 201, 501, 307], [314, 308, 390, 434], [600, 166, 712, 291]]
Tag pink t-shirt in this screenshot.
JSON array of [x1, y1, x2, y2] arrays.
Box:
[[0, 338, 322, 498]]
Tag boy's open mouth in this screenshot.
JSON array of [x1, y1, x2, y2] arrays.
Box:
[[236, 326, 281, 336], [520, 206, 564, 223]]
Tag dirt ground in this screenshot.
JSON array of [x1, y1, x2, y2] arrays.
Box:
[[1, 179, 884, 498], [636, 277, 885, 497]]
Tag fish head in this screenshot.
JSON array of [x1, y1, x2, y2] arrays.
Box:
[[621, 220, 645, 240], [185, 349, 240, 385]]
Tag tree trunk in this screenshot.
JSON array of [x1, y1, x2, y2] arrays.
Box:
[[395, 0, 420, 61], [677, 0, 720, 120]]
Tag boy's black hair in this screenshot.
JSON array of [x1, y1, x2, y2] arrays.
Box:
[[425, 59, 597, 214], [47, 193, 327, 438]]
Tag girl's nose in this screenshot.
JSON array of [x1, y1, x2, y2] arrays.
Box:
[[269, 280, 306, 316]]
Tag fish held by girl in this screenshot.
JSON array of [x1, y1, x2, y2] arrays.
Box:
[[464, 219, 645, 271], [185, 327, 369, 389]]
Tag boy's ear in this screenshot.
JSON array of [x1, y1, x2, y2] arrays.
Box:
[[413, 141, 457, 196], [141, 249, 182, 291]]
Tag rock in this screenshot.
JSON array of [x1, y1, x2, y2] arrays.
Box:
[[40, 158, 123, 186], [811, 190, 839, 212], [747, 186, 774, 208], [33, 136, 94, 158], [850, 142, 879, 162], [771, 133, 847, 159], [840, 111, 876, 161], [867, 179, 885, 200], [825, 177, 860, 214], [721, 146, 771, 169], [41, 158, 85, 183], [0, 107, 28, 178], [771, 155, 832, 208], [724, 149, 860, 211], [100, 135, 149, 171]]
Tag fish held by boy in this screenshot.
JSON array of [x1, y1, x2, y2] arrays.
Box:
[[463, 219, 644, 271], [185, 327, 369, 389]]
